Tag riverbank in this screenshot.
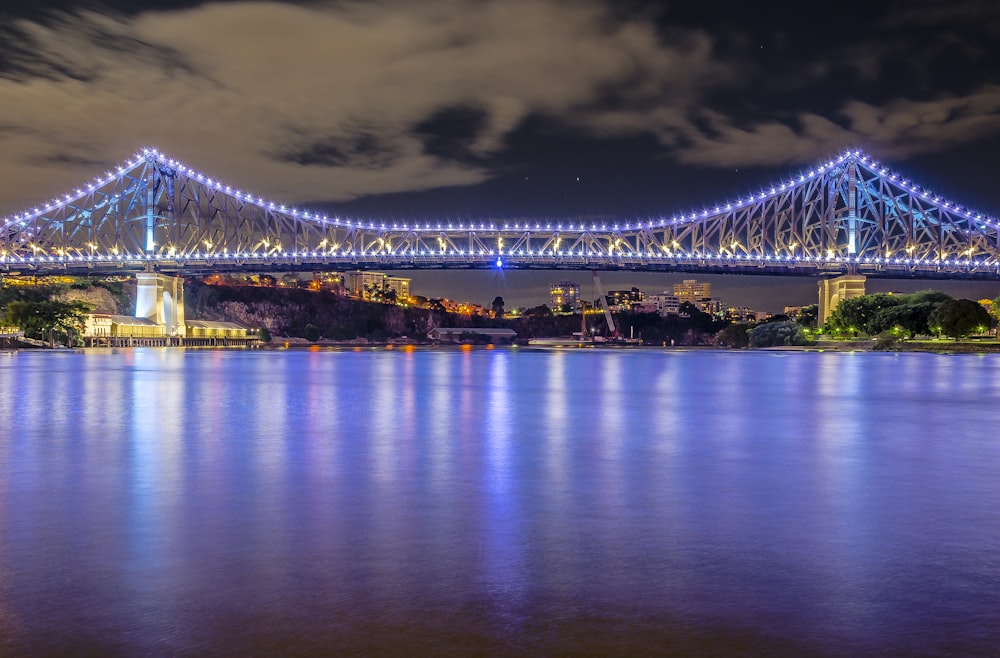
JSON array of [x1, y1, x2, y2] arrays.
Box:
[[771, 339, 1000, 353]]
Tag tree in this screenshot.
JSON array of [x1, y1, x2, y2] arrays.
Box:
[[824, 293, 902, 335], [257, 326, 271, 343], [4, 299, 91, 344], [748, 320, 810, 347], [303, 323, 321, 342], [525, 304, 552, 317], [793, 304, 819, 328], [716, 323, 750, 348], [928, 298, 991, 339], [860, 290, 952, 337], [977, 299, 999, 328], [491, 296, 505, 319]]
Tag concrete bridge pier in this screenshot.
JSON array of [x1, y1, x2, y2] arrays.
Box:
[[135, 273, 186, 336], [818, 274, 866, 326]]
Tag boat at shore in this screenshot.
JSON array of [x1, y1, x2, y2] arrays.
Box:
[[526, 336, 592, 347], [527, 333, 642, 347]]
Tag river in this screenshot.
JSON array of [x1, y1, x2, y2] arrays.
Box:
[[1, 347, 998, 655]]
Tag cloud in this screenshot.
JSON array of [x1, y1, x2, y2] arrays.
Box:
[[0, 0, 724, 213], [670, 85, 1000, 167], [1, 0, 998, 217]]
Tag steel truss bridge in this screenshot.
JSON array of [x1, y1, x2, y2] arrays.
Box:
[[2, 148, 999, 280]]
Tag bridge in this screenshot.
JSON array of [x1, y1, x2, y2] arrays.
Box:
[[2, 147, 999, 323]]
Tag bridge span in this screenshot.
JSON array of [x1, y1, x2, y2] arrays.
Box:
[[3, 147, 1000, 278], [2, 147, 999, 322]]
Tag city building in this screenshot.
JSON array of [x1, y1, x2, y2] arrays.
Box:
[[349, 271, 411, 303], [550, 280, 581, 312], [82, 314, 249, 340], [83, 313, 113, 337], [384, 276, 410, 303], [437, 299, 487, 316], [606, 288, 644, 311], [350, 271, 386, 299], [697, 298, 725, 317], [727, 306, 762, 323], [670, 279, 724, 316], [645, 292, 681, 317], [309, 272, 346, 293], [83, 314, 165, 338], [673, 279, 711, 302], [184, 320, 249, 339]]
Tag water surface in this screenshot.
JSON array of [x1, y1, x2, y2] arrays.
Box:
[[1, 348, 998, 655]]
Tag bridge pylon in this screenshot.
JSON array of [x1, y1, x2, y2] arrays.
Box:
[[135, 273, 186, 336], [818, 274, 866, 326]]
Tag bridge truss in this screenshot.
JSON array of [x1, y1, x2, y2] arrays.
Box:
[[2, 148, 999, 279]]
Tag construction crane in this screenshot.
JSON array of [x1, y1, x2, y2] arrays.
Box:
[[592, 271, 617, 338]]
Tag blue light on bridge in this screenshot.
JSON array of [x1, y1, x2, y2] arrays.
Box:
[[496, 257, 503, 269]]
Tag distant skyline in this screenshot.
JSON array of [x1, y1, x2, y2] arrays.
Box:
[[2, 0, 999, 308], [398, 270, 1000, 314]]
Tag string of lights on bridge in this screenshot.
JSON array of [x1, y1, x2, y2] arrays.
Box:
[[2, 146, 999, 272], [3, 147, 998, 234], [2, 249, 999, 274]]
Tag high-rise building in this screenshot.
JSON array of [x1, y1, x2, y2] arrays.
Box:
[[350, 271, 410, 302], [350, 271, 385, 298], [385, 276, 410, 303], [550, 281, 581, 311], [673, 279, 711, 301]]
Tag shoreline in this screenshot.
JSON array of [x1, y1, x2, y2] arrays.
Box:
[[9, 336, 1000, 355]]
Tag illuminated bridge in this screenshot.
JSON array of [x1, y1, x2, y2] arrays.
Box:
[[3, 147, 1000, 281]]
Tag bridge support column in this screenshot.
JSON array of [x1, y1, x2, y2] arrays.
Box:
[[136, 273, 186, 336], [818, 275, 866, 327]]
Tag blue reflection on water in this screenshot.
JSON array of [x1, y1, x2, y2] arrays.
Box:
[[1, 348, 999, 655]]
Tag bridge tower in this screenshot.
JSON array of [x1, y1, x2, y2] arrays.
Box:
[[135, 273, 186, 336], [818, 275, 866, 326], [817, 160, 866, 326]]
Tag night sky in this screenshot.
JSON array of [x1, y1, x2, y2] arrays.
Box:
[[2, 0, 999, 310]]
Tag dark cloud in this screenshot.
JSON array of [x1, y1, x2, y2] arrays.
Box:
[[414, 105, 491, 163], [27, 153, 110, 168], [0, 0, 998, 215], [277, 133, 397, 169]]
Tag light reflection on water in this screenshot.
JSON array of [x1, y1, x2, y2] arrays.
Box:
[[1, 348, 999, 656]]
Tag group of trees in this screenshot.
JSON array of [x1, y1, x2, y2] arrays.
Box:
[[714, 291, 995, 348], [714, 315, 814, 348], [0, 281, 99, 345], [824, 291, 992, 339], [714, 303, 818, 348]]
